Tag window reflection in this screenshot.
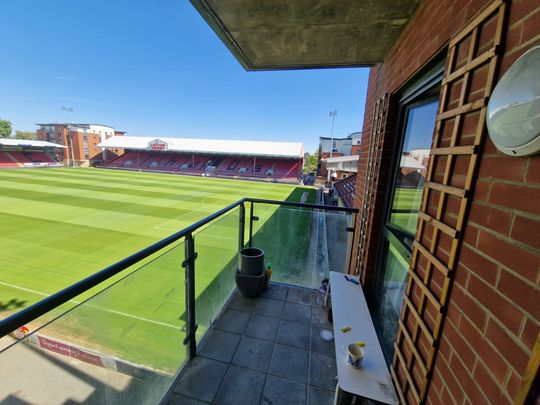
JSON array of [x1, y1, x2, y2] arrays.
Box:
[[374, 98, 439, 364], [389, 101, 438, 243]]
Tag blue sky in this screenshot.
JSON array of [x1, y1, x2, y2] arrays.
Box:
[[0, 0, 369, 153]]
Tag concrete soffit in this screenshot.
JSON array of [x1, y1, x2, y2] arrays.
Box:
[[189, 0, 422, 71]]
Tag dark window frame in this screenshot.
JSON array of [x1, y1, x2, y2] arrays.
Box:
[[369, 55, 446, 365]]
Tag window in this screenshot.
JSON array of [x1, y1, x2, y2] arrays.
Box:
[[83, 134, 89, 159], [372, 58, 444, 363]]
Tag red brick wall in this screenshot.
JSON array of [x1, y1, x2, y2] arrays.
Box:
[[353, 0, 540, 403], [87, 133, 102, 161], [351, 144, 362, 155]]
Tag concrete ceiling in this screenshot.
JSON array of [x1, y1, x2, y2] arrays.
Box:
[[189, 0, 422, 70]]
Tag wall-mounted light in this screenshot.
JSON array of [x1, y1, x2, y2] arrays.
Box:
[[486, 45, 540, 156]]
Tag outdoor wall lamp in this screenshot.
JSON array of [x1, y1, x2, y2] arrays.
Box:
[[487, 44, 540, 156]]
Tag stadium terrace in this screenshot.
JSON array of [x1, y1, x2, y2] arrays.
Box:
[[0, 138, 64, 168], [98, 136, 304, 182]]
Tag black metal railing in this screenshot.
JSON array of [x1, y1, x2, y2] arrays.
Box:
[[0, 197, 357, 361]]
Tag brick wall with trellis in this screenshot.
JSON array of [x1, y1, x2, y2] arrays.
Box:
[[351, 0, 540, 403]]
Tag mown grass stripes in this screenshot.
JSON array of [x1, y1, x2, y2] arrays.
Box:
[[0, 167, 312, 369]]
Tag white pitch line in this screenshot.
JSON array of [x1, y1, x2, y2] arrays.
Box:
[[0, 281, 183, 331], [0, 281, 49, 298]]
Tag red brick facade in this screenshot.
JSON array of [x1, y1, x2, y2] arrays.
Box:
[[351, 0, 540, 403], [37, 125, 104, 164]]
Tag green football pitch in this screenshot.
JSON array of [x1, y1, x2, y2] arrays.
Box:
[[0, 168, 314, 370], [390, 187, 423, 235]]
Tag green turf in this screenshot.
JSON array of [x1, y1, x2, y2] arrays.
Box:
[[389, 187, 423, 235], [0, 167, 314, 370]]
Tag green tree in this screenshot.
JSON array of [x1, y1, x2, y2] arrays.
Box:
[[15, 131, 37, 140], [0, 119, 12, 138], [303, 152, 318, 173]]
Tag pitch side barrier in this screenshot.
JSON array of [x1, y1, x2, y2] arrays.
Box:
[[0, 197, 357, 357]]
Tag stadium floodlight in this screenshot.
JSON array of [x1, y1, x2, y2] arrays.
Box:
[[329, 110, 337, 158], [61, 106, 76, 166]]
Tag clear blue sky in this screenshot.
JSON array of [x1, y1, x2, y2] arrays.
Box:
[[0, 0, 369, 153]]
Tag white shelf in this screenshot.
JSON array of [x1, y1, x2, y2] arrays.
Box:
[[330, 271, 398, 404]]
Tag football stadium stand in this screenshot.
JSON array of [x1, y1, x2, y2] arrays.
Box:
[[99, 136, 304, 183], [0, 139, 64, 168], [333, 173, 356, 208]]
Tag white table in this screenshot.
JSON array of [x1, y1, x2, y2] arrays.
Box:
[[329, 271, 398, 404]]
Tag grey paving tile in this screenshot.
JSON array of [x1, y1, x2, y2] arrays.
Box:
[[312, 291, 326, 307], [261, 283, 288, 300], [254, 297, 284, 318], [276, 319, 310, 350], [310, 326, 335, 357], [282, 302, 312, 324], [287, 288, 316, 306], [228, 291, 258, 313], [309, 352, 337, 391], [307, 385, 335, 405], [166, 393, 211, 405], [311, 306, 332, 328], [214, 365, 265, 405], [172, 357, 228, 403], [214, 308, 251, 334], [261, 375, 307, 405], [245, 314, 280, 342], [232, 336, 274, 372], [269, 344, 309, 383], [199, 329, 241, 363]]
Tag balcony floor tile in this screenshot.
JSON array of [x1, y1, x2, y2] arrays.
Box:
[[254, 297, 284, 318], [166, 283, 337, 405], [167, 393, 211, 405], [214, 365, 266, 405], [311, 326, 336, 357], [198, 330, 241, 363], [261, 375, 307, 405], [309, 352, 337, 391], [287, 288, 317, 306], [232, 336, 274, 373], [260, 283, 288, 300], [276, 319, 310, 350], [228, 292, 258, 313], [307, 385, 335, 405], [244, 314, 280, 341], [282, 301, 312, 324], [172, 357, 228, 403], [215, 308, 251, 334]]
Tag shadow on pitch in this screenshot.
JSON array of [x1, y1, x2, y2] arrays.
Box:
[[0, 298, 28, 312]]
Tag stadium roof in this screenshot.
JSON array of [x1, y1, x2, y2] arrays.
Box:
[[98, 136, 304, 158], [0, 138, 66, 149]]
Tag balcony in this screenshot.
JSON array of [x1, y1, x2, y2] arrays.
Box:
[[0, 198, 356, 404], [167, 283, 337, 404]]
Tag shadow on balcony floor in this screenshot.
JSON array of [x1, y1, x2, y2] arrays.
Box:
[[166, 283, 337, 405]]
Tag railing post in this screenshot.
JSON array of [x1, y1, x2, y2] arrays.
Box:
[[347, 212, 358, 274], [248, 201, 254, 247], [182, 233, 198, 359], [239, 203, 245, 251]]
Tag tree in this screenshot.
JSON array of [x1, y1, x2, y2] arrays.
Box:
[[303, 152, 318, 173], [0, 119, 12, 138], [15, 131, 36, 140]]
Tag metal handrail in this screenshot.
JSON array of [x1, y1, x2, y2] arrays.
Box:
[[0, 197, 357, 338]]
